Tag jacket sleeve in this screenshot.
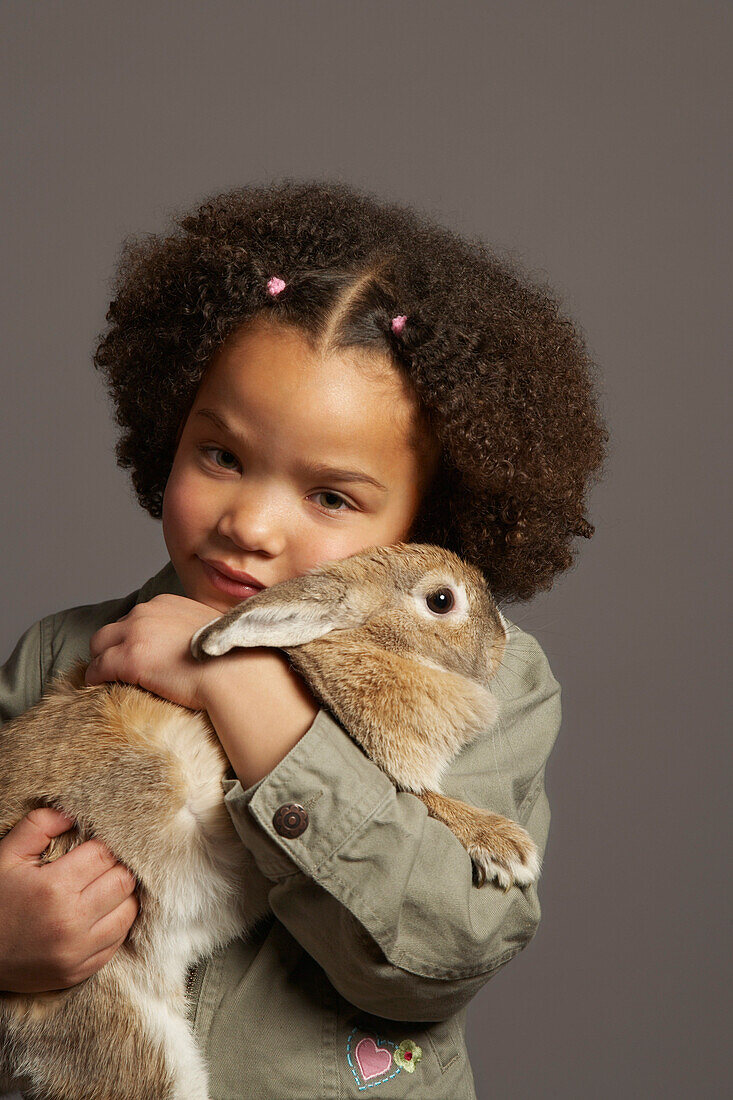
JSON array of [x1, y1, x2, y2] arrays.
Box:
[[221, 623, 562, 1022], [1, 589, 144, 731], [0, 589, 139, 726], [0, 619, 46, 726]]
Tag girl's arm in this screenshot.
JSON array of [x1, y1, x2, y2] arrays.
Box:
[[2, 606, 560, 1022], [0, 619, 44, 725], [215, 623, 561, 1022], [1, 589, 140, 727]]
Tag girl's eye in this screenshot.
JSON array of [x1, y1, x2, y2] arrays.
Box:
[[199, 445, 240, 470], [198, 447, 354, 514], [312, 491, 354, 514]]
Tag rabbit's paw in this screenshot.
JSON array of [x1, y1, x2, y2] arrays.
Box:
[[467, 817, 541, 890], [418, 792, 541, 891]]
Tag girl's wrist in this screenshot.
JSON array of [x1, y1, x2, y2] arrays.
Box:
[[200, 650, 320, 788]]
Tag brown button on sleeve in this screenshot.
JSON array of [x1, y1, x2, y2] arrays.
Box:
[[273, 802, 309, 838]]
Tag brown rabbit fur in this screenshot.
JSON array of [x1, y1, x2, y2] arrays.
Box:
[[0, 543, 538, 1099]]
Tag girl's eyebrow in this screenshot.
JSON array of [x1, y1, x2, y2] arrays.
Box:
[[194, 407, 389, 493]]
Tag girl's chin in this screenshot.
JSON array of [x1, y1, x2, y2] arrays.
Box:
[[191, 585, 235, 614]]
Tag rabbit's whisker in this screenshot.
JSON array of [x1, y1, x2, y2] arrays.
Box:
[[491, 662, 530, 689]]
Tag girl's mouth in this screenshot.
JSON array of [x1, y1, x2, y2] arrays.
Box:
[[200, 559, 263, 599]]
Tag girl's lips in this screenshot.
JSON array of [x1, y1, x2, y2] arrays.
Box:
[[200, 559, 264, 599]]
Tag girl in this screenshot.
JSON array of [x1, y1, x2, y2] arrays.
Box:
[[0, 179, 607, 1098]]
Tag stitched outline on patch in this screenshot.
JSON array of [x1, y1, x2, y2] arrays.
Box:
[[346, 1027, 400, 1090]]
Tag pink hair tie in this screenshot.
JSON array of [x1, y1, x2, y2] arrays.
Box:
[[390, 314, 407, 334], [266, 276, 287, 297]]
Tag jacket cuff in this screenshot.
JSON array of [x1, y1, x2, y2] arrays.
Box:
[[222, 707, 395, 881]]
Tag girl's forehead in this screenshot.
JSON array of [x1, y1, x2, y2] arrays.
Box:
[[199, 322, 418, 440], [214, 318, 400, 385]]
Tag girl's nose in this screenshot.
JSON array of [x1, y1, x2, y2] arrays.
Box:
[[216, 497, 287, 558]]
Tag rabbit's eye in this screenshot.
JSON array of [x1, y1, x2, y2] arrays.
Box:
[[425, 588, 455, 614]]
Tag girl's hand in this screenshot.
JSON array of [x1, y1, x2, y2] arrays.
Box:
[[84, 593, 320, 786], [0, 808, 139, 992], [84, 594, 223, 712]]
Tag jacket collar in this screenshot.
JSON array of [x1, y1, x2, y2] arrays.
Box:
[[134, 560, 187, 606]]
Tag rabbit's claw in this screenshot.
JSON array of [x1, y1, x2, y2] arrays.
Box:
[[467, 818, 541, 890], [418, 792, 541, 891]]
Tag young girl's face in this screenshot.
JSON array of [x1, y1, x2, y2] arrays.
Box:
[[162, 318, 438, 613]]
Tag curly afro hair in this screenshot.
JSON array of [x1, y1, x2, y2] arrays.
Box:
[[93, 178, 608, 604]]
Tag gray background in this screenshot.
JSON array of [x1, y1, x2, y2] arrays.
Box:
[[1, 2, 730, 1097]]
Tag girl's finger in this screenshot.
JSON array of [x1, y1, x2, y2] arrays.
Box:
[[85, 643, 130, 685], [88, 621, 127, 659]]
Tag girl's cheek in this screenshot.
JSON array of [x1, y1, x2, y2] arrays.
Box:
[[302, 528, 376, 571], [164, 466, 209, 540]]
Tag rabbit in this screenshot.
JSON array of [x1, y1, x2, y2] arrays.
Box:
[[191, 541, 540, 888], [0, 542, 538, 1100]]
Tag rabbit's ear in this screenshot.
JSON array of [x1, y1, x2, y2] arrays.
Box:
[[190, 579, 362, 659], [191, 603, 342, 657]]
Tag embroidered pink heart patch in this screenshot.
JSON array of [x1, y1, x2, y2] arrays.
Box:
[[355, 1037, 393, 1081]]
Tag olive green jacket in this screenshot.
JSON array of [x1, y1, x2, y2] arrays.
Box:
[[0, 561, 561, 1099]]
